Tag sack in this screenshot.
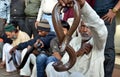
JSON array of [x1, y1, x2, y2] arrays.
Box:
[[24, 0, 41, 17], [10, 0, 25, 16]]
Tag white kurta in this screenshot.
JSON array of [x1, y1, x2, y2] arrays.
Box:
[[45, 2, 108, 77], [2, 31, 30, 72], [20, 48, 37, 77]]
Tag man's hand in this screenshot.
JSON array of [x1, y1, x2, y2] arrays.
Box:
[[9, 46, 17, 55], [52, 52, 62, 60], [58, 0, 85, 8], [76, 43, 92, 57], [35, 21, 39, 29], [101, 9, 116, 23], [34, 39, 44, 49]]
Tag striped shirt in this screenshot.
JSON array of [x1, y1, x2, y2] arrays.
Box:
[[0, 0, 10, 23]]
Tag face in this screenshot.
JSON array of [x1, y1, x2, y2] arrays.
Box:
[[37, 30, 48, 37], [63, 27, 68, 35], [78, 21, 92, 41], [5, 31, 17, 40]]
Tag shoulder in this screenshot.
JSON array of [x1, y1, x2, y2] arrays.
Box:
[[18, 30, 30, 38], [47, 31, 56, 36]]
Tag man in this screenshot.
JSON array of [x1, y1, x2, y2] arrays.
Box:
[[45, 0, 108, 77], [1, 24, 30, 75], [24, 0, 40, 38], [35, 0, 58, 31], [92, 1, 120, 77], [36, 20, 70, 77], [0, 0, 10, 38], [10, 20, 56, 77], [10, 0, 29, 36], [0, 0, 10, 24]]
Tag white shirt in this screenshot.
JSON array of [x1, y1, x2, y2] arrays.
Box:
[[0, 0, 10, 23], [36, 0, 58, 21], [46, 2, 108, 77]]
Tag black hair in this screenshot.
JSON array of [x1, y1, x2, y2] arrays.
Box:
[[8, 21, 19, 33], [10, 21, 19, 28], [61, 20, 70, 30]]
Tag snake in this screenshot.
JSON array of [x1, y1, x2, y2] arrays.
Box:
[[8, 0, 81, 71], [52, 0, 81, 72]]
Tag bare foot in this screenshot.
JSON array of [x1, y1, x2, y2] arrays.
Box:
[[0, 61, 5, 68]]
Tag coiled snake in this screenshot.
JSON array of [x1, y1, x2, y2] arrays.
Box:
[[52, 0, 81, 71], [8, 0, 81, 71]]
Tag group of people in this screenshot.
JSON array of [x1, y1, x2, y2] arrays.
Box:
[[0, 0, 120, 77]]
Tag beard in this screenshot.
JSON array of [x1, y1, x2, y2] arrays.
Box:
[[11, 35, 17, 40], [81, 33, 92, 41]]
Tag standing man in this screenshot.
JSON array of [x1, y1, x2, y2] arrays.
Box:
[[93, 0, 120, 77], [0, 0, 10, 33], [35, 0, 58, 32], [0, 0, 10, 60], [10, 0, 29, 35], [24, 0, 41, 38]]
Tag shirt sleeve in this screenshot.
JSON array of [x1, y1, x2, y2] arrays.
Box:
[[6, 1, 10, 23], [36, 0, 44, 21], [50, 38, 60, 53], [81, 2, 108, 50]]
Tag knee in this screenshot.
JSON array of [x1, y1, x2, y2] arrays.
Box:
[[46, 56, 58, 65], [36, 54, 47, 64]]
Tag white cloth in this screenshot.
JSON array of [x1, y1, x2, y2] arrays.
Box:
[[2, 43, 21, 72], [2, 31, 30, 72], [36, 0, 58, 31], [36, 0, 58, 21], [46, 2, 108, 77], [20, 48, 37, 77]]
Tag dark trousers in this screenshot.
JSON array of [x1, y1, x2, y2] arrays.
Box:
[[25, 17, 37, 38], [10, 16, 29, 33], [104, 17, 116, 77], [0, 19, 5, 37]]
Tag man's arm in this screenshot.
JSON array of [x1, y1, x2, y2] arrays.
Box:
[[35, 0, 43, 27], [40, 32, 56, 49], [112, 0, 120, 13], [81, 2, 108, 50], [102, 0, 120, 23]]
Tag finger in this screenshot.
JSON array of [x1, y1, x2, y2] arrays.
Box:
[[107, 17, 111, 23], [110, 18, 113, 24], [101, 15, 107, 19], [103, 16, 109, 21], [59, 0, 66, 6]]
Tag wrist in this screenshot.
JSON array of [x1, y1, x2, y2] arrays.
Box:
[[112, 8, 118, 13], [14, 45, 18, 49]]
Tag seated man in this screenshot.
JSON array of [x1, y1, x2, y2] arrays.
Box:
[[45, 0, 108, 77], [36, 20, 70, 77], [10, 21, 56, 77], [1, 24, 30, 75]]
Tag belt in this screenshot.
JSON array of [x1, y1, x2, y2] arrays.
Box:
[[44, 13, 52, 15]]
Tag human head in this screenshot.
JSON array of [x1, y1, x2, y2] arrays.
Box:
[[4, 24, 18, 40], [78, 21, 92, 41], [61, 20, 70, 35], [37, 20, 50, 37]]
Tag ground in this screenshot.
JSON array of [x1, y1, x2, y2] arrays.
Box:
[[0, 54, 120, 77]]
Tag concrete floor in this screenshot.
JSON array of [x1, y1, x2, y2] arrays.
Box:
[[0, 54, 120, 77]]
